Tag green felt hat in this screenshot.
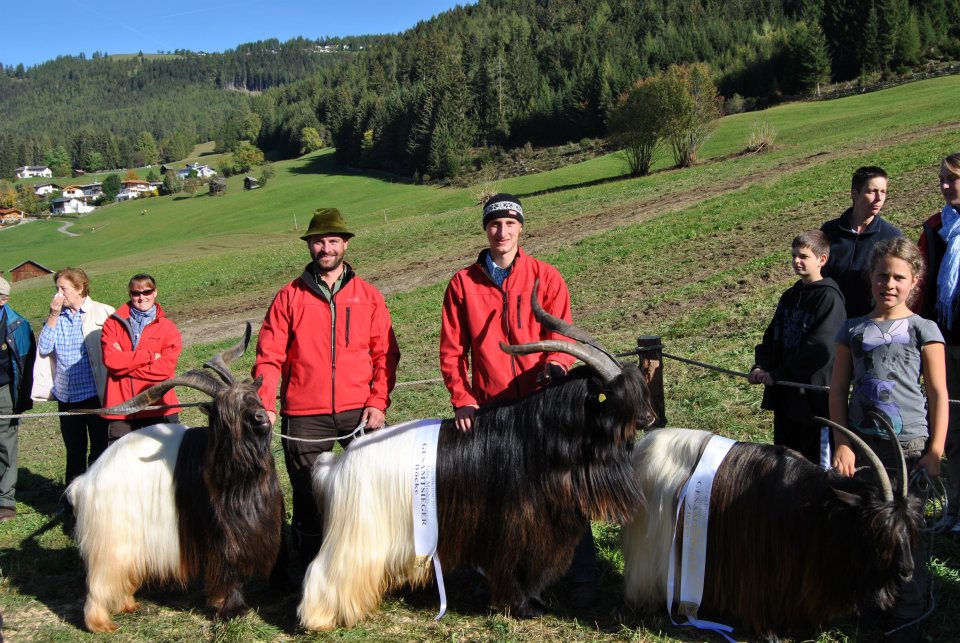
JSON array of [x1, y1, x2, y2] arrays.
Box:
[[300, 208, 355, 240]]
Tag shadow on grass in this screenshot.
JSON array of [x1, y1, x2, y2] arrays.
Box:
[[514, 172, 636, 201], [287, 153, 413, 185], [6, 469, 301, 635], [6, 467, 87, 631]]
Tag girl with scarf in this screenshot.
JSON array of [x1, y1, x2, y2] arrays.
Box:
[[100, 273, 182, 443], [916, 153, 960, 533]]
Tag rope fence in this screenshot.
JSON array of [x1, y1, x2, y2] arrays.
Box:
[[3, 339, 956, 421]]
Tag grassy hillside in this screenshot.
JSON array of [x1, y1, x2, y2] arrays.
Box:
[[2, 76, 960, 641]]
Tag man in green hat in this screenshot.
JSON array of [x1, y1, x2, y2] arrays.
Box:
[[253, 208, 400, 561]]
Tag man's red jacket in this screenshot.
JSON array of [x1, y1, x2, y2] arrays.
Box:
[[440, 247, 577, 409], [254, 264, 400, 416]]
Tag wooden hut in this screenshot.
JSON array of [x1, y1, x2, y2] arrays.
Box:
[[8, 260, 54, 282]]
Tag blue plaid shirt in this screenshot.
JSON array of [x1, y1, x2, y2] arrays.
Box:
[[38, 308, 98, 402]]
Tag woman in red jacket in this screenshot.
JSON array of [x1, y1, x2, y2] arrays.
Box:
[[100, 273, 182, 443]]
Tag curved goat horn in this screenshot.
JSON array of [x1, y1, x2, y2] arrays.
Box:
[[203, 322, 252, 384], [815, 416, 894, 503], [529, 280, 620, 363], [867, 410, 909, 500], [500, 339, 622, 382], [506, 280, 621, 380], [97, 371, 223, 417]]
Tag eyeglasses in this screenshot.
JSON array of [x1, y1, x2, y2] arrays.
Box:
[[129, 288, 155, 297]]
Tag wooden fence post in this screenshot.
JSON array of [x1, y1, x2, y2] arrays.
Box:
[[637, 335, 666, 427]]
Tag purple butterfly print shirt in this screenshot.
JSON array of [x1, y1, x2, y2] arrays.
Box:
[[836, 314, 943, 441]]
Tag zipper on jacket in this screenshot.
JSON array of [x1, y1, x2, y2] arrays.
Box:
[[345, 306, 351, 347], [331, 300, 337, 413], [500, 289, 520, 393], [516, 294, 522, 329]]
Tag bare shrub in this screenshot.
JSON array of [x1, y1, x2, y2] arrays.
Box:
[[745, 120, 777, 154]]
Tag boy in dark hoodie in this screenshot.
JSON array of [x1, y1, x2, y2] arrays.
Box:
[[749, 230, 846, 464]]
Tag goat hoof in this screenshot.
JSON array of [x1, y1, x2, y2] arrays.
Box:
[[120, 598, 140, 613], [85, 615, 118, 633], [217, 598, 250, 621], [85, 602, 119, 633], [304, 620, 336, 631], [511, 598, 547, 619]]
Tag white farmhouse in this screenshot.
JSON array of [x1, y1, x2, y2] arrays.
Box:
[[176, 162, 217, 180], [14, 166, 53, 179], [50, 197, 95, 215], [33, 183, 63, 197]]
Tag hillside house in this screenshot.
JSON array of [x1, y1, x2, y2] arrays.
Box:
[[0, 208, 26, 226], [176, 163, 217, 180], [121, 179, 153, 193], [80, 182, 104, 198], [33, 183, 63, 197], [14, 166, 53, 179], [243, 176, 260, 190], [116, 179, 157, 201], [8, 260, 54, 282], [51, 197, 95, 215], [62, 183, 103, 201]]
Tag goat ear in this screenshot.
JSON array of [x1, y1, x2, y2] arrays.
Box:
[[252, 374, 263, 388], [832, 487, 862, 507]]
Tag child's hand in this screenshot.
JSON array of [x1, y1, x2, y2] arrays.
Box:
[[748, 367, 773, 385], [915, 451, 941, 478], [832, 443, 857, 477]]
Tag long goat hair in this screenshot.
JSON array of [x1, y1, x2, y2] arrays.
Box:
[[299, 283, 654, 630], [66, 323, 287, 633], [621, 423, 921, 638]]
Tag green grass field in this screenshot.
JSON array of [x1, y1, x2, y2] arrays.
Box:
[[2, 75, 960, 641]]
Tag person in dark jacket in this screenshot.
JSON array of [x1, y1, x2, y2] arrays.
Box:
[[916, 152, 960, 533], [750, 230, 846, 464], [0, 275, 36, 522], [821, 166, 902, 318]]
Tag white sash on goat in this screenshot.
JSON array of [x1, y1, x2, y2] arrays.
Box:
[[666, 434, 738, 643], [819, 425, 832, 470], [411, 419, 447, 620]]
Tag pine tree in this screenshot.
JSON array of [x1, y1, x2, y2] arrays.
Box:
[[786, 22, 831, 93]]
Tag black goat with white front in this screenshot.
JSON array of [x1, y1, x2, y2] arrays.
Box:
[[67, 324, 286, 633]]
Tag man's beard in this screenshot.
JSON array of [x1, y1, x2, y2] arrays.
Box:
[[314, 253, 344, 275]]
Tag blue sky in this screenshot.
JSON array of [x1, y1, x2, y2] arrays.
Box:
[[2, 1, 471, 68]]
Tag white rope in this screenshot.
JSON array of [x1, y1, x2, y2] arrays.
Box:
[[274, 419, 367, 444], [0, 402, 204, 420]]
